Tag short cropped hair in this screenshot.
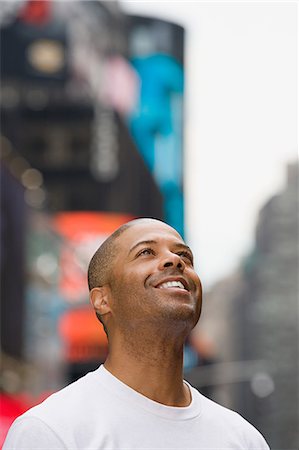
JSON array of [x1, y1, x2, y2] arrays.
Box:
[[88, 222, 132, 291], [87, 222, 133, 335]]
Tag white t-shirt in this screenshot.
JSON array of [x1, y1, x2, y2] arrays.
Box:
[[3, 365, 270, 450]]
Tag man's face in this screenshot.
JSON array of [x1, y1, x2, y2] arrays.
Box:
[[107, 220, 202, 334]]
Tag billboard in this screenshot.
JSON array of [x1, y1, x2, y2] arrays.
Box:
[[127, 15, 185, 236]]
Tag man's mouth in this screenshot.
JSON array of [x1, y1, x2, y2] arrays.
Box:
[[155, 279, 189, 291]]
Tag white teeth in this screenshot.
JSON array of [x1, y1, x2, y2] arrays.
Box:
[[158, 281, 185, 290]]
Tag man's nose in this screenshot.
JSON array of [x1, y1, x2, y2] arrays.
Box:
[[158, 251, 185, 271]]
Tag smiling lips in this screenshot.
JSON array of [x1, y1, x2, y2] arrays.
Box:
[[155, 279, 189, 291]]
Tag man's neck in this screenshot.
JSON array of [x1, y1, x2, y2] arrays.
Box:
[[103, 331, 190, 407]]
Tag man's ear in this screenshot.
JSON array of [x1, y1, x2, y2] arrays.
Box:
[[90, 286, 112, 317]]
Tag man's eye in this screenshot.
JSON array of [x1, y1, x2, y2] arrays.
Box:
[[178, 251, 193, 264], [137, 248, 154, 257]]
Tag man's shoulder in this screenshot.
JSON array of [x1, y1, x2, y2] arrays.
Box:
[[193, 387, 253, 426], [3, 366, 110, 449], [192, 386, 248, 422], [3, 415, 67, 450], [190, 386, 269, 448], [21, 366, 105, 423]]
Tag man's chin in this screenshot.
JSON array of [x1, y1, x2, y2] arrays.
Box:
[[158, 303, 201, 329]]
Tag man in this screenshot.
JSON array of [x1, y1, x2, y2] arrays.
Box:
[[4, 218, 270, 449]]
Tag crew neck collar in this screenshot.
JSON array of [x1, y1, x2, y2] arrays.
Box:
[[94, 364, 201, 421]]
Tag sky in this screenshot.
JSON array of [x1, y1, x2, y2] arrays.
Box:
[[120, 1, 297, 288]]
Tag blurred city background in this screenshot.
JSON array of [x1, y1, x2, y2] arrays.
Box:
[[0, 1, 298, 449]]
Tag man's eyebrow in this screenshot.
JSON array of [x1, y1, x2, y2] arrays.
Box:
[[128, 240, 193, 257], [128, 240, 157, 255]]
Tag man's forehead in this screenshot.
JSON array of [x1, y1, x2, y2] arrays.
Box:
[[117, 220, 184, 249]]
